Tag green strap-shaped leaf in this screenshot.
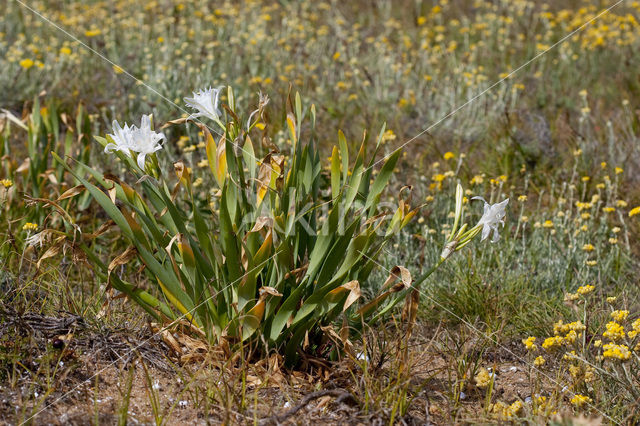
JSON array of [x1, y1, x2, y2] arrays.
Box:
[[52, 153, 133, 239], [365, 149, 401, 212], [338, 130, 349, 184], [330, 146, 341, 201]]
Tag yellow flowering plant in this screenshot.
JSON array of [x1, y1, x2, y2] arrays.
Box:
[[523, 282, 640, 418]]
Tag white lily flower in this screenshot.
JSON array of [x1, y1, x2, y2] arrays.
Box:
[[106, 115, 165, 169], [184, 87, 222, 122], [472, 196, 509, 242], [105, 120, 136, 153], [130, 115, 166, 169]]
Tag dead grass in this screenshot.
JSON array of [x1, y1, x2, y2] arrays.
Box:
[[1, 305, 598, 425]]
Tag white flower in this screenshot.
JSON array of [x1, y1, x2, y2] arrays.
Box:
[[184, 87, 222, 122], [472, 196, 509, 242], [106, 115, 165, 169], [105, 120, 136, 153], [130, 115, 166, 169]]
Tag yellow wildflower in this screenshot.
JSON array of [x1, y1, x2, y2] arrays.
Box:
[[582, 243, 595, 252], [554, 320, 568, 335], [23, 223, 38, 231], [628, 319, 640, 338], [474, 368, 492, 388], [575, 201, 592, 210], [570, 394, 592, 408], [564, 330, 578, 344], [564, 292, 579, 302], [542, 336, 563, 351], [569, 364, 581, 378], [602, 343, 631, 360], [19, 58, 35, 69], [84, 29, 102, 37], [0, 179, 13, 188], [629, 206, 640, 217], [603, 321, 625, 341], [534, 356, 545, 366], [522, 336, 536, 351], [470, 175, 484, 185], [611, 310, 629, 322], [584, 367, 595, 383], [443, 151, 455, 160], [507, 401, 523, 418], [576, 285, 595, 295]]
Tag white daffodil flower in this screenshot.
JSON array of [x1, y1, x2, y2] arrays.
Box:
[[472, 196, 509, 242], [106, 115, 165, 170], [184, 87, 222, 122]]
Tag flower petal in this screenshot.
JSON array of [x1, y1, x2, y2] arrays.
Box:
[[137, 153, 147, 170], [481, 224, 491, 241]]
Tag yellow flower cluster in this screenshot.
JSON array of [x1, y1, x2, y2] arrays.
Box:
[[627, 318, 640, 339], [576, 284, 595, 295], [489, 400, 524, 420], [542, 336, 564, 351], [469, 174, 484, 185], [570, 394, 592, 408], [611, 310, 629, 322], [22, 222, 38, 231], [474, 368, 492, 388], [603, 321, 625, 341], [602, 343, 631, 361], [575, 201, 593, 211], [582, 243, 595, 252], [0, 179, 13, 188], [522, 336, 536, 351], [381, 129, 396, 143], [553, 320, 585, 335], [541, 320, 589, 351], [569, 364, 595, 383]]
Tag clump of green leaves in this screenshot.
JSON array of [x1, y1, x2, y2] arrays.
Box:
[[54, 88, 420, 364]]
